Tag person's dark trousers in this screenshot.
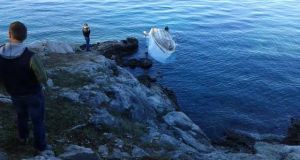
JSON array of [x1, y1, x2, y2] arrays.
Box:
[[85, 37, 90, 51], [11, 91, 47, 151]]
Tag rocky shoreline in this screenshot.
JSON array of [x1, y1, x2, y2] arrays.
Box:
[[0, 37, 300, 160]]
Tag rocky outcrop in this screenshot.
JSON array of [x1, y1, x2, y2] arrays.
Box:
[[124, 58, 153, 69], [136, 74, 157, 88], [79, 37, 138, 65], [2, 39, 300, 160], [58, 145, 99, 160], [163, 111, 212, 152], [37, 51, 211, 159]]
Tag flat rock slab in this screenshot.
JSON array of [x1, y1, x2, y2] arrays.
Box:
[[59, 145, 99, 160]]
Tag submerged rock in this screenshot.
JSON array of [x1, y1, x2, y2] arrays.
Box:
[[125, 58, 139, 68], [136, 75, 157, 88], [215, 129, 256, 153], [124, 58, 153, 69], [283, 117, 300, 145], [162, 87, 180, 111], [163, 111, 213, 152], [139, 58, 153, 69]]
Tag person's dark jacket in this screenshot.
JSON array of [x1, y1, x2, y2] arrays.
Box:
[[82, 28, 90, 38], [0, 43, 47, 96]]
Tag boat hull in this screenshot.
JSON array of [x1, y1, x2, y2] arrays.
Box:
[[147, 28, 175, 63]]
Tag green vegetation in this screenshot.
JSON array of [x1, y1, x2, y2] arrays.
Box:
[[0, 91, 96, 159], [51, 70, 93, 89]]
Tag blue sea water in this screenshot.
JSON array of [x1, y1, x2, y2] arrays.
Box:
[[1, 0, 300, 138]]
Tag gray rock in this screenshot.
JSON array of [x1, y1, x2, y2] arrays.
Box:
[[124, 58, 153, 69], [23, 150, 60, 160], [59, 145, 99, 160], [114, 138, 124, 149], [215, 129, 256, 153], [254, 142, 296, 160], [84, 37, 138, 60], [158, 134, 181, 150], [110, 148, 130, 159], [0, 94, 11, 105], [79, 90, 109, 108], [89, 108, 117, 128], [132, 146, 149, 158], [139, 58, 153, 69], [163, 111, 199, 131], [175, 128, 213, 153], [29, 41, 74, 55], [200, 151, 265, 160], [163, 111, 212, 152], [98, 145, 109, 158], [47, 79, 54, 88], [59, 90, 80, 103], [103, 132, 115, 140], [125, 58, 139, 69], [136, 75, 156, 88]]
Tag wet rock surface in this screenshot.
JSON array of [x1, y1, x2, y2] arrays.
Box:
[[136, 74, 157, 88], [80, 37, 138, 62], [214, 129, 256, 153], [283, 117, 300, 145], [124, 58, 153, 69]]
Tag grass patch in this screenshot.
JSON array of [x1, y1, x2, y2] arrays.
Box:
[[0, 91, 102, 159], [0, 103, 37, 159], [43, 53, 90, 68], [51, 70, 93, 89], [111, 119, 148, 139]]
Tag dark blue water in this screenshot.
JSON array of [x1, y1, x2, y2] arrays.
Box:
[[1, 0, 300, 138]]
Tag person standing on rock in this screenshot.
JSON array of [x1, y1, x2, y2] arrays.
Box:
[[0, 21, 48, 153], [82, 23, 91, 51]]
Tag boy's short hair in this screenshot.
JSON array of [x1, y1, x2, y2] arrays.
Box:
[[9, 21, 27, 42]]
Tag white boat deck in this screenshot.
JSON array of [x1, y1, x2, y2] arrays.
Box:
[[151, 28, 175, 52]]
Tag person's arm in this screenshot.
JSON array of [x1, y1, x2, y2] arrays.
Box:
[[30, 54, 48, 86]]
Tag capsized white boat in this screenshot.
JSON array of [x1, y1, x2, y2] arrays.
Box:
[[145, 27, 176, 63]]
